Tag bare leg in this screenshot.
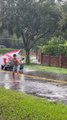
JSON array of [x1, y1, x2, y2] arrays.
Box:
[[13, 71, 15, 80], [17, 72, 20, 79], [16, 65, 20, 80]]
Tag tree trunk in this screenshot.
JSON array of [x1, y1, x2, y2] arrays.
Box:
[[26, 50, 30, 64], [21, 31, 30, 64]]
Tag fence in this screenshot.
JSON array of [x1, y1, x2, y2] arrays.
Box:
[[36, 53, 67, 68]]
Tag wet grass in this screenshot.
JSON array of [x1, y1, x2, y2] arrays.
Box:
[[0, 88, 67, 120], [25, 63, 67, 74]]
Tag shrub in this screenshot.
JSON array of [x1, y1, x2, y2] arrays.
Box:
[[0, 48, 16, 54], [38, 36, 67, 56], [38, 44, 67, 56]]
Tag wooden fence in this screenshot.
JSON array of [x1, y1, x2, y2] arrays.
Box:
[[36, 53, 67, 68]]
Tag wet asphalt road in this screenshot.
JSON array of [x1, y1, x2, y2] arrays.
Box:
[[0, 70, 67, 104], [0, 56, 67, 104]]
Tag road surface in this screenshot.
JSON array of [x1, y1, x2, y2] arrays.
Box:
[[0, 56, 67, 104]]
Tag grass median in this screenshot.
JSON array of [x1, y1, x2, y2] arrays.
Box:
[[25, 63, 67, 74], [0, 88, 67, 120]]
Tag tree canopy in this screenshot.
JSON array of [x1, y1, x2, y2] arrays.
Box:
[[0, 0, 67, 63]]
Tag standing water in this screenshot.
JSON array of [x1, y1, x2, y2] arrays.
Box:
[[0, 72, 67, 104]]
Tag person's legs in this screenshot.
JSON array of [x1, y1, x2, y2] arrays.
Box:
[[13, 71, 15, 79], [16, 65, 20, 79], [13, 66, 16, 79]]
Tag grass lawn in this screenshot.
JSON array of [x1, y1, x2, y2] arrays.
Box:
[[0, 88, 67, 120], [25, 63, 67, 74]]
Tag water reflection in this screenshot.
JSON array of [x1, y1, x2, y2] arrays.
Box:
[[5, 82, 10, 89], [0, 72, 67, 104]]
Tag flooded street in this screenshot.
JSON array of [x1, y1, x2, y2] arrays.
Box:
[[0, 71, 67, 104], [0, 56, 67, 104]]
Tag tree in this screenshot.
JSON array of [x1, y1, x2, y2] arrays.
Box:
[[58, 1, 67, 39], [52, 0, 67, 38], [0, 0, 60, 64], [0, 30, 11, 47], [48, 36, 65, 45]]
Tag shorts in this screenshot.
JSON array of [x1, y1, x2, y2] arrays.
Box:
[[13, 65, 20, 72]]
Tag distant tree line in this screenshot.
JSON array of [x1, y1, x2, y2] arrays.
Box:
[[0, 30, 23, 48]]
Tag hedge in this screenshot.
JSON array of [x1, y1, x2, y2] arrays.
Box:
[[0, 48, 17, 54], [38, 44, 67, 56]]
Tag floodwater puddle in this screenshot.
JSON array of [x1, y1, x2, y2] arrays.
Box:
[[0, 72, 67, 104]]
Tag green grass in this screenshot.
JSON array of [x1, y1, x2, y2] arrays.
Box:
[[0, 88, 67, 120], [25, 63, 67, 74]]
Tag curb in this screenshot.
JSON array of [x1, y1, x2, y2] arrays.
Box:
[[0, 70, 67, 85]]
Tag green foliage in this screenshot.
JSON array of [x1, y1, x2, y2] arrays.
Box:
[[39, 44, 67, 56], [0, 48, 16, 54], [0, 0, 61, 63], [59, 1, 67, 39], [0, 0, 67, 63], [0, 88, 67, 120], [48, 36, 65, 45], [0, 30, 23, 49], [38, 36, 67, 56]]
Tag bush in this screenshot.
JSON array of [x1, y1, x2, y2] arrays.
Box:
[[37, 36, 67, 56], [0, 48, 16, 54], [45, 44, 67, 56], [48, 36, 65, 45], [38, 44, 67, 56]]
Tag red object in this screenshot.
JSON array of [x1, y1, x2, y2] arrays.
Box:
[[3, 58, 7, 64]]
